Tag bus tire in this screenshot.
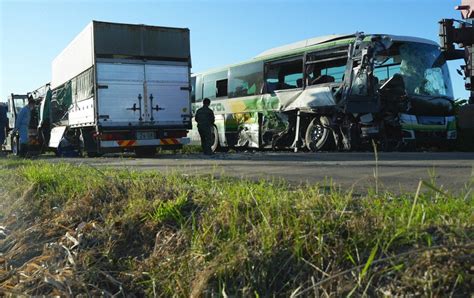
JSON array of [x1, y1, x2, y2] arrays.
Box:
[[211, 125, 219, 153], [305, 116, 333, 152]]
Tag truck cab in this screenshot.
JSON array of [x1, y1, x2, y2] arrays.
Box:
[[3, 93, 43, 155]]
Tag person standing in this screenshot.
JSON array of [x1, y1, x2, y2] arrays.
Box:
[[0, 103, 7, 147], [195, 98, 215, 155], [14, 97, 35, 157]]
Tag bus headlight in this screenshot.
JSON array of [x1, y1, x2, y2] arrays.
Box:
[[447, 130, 457, 140]]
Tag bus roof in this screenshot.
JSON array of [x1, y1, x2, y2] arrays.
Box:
[[254, 34, 352, 58], [195, 33, 439, 76], [255, 34, 438, 59]]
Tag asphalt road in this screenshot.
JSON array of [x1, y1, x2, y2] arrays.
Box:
[[38, 151, 474, 194]]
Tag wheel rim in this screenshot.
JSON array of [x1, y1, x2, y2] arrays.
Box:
[[310, 124, 325, 143], [306, 117, 330, 151], [211, 126, 219, 152]]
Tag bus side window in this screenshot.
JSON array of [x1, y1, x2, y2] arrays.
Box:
[[306, 60, 347, 86], [191, 76, 196, 103], [216, 79, 228, 98], [203, 70, 228, 100], [265, 58, 303, 92], [194, 74, 203, 102], [228, 61, 264, 98], [305, 47, 348, 86]]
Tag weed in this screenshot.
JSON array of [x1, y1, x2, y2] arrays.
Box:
[[0, 159, 472, 296], [146, 191, 189, 225]]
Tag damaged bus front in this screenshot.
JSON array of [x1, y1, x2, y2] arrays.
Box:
[[190, 33, 456, 152], [340, 35, 456, 149]]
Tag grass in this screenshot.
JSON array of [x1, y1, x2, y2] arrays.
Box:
[[0, 158, 472, 296]]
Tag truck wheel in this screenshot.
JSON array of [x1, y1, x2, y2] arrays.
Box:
[[79, 129, 102, 157], [135, 147, 156, 157], [305, 116, 334, 152], [86, 151, 103, 158], [11, 136, 20, 156]]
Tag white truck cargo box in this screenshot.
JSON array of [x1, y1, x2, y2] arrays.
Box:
[[51, 24, 94, 89], [50, 21, 191, 130]]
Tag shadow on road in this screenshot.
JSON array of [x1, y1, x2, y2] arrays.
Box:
[[34, 151, 474, 163]]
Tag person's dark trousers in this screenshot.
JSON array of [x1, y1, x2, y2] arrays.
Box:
[[198, 126, 213, 155], [0, 126, 5, 146], [19, 144, 28, 158]]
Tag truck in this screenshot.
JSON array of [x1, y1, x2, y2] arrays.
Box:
[[3, 21, 192, 157], [439, 0, 474, 149], [440, 0, 473, 103], [3, 93, 43, 155]]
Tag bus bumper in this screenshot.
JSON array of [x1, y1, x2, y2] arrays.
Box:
[[400, 114, 456, 142]]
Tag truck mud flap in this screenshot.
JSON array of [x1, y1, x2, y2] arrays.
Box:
[[48, 126, 67, 148]]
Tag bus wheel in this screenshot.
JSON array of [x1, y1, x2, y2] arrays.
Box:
[[211, 126, 219, 152], [305, 116, 333, 152]]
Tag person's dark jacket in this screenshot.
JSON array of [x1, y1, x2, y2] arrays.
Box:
[[0, 105, 7, 125], [195, 105, 215, 128]]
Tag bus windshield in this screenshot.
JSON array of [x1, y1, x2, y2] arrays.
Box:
[[374, 42, 453, 98]]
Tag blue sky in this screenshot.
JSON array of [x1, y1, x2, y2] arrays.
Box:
[[0, 0, 469, 101]]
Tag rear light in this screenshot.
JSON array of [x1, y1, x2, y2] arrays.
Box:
[[402, 130, 414, 139]]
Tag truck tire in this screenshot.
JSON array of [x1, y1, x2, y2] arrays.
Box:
[[135, 147, 156, 157], [79, 129, 102, 158], [11, 136, 20, 156], [86, 151, 103, 158], [305, 116, 334, 152]]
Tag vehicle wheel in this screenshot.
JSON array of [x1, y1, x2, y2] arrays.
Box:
[[80, 129, 101, 157], [135, 147, 156, 157], [216, 145, 230, 153], [305, 116, 334, 152], [11, 136, 20, 156], [210, 125, 219, 152], [86, 151, 103, 158]]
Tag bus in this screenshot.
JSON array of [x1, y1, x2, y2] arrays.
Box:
[[189, 33, 456, 152]]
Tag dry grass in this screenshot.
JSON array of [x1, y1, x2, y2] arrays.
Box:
[[0, 158, 472, 296]]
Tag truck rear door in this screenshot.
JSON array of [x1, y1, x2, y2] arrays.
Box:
[[96, 62, 190, 127], [97, 62, 145, 126], [145, 63, 190, 126]]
